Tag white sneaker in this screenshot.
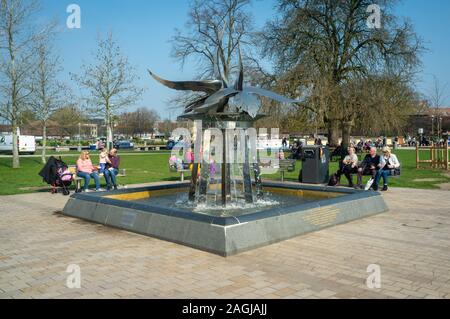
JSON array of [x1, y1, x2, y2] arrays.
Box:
[[84, 189, 92, 193], [96, 188, 105, 192]]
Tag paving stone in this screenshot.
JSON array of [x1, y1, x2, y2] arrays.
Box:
[[0, 187, 450, 299]]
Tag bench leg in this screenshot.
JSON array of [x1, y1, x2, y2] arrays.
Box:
[[181, 172, 184, 182]]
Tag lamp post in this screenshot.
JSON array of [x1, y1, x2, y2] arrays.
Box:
[[431, 115, 435, 137]]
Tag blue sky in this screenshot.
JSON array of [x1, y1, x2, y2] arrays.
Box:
[[40, 0, 450, 119]]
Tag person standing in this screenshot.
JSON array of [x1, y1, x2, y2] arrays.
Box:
[[282, 137, 288, 149], [314, 136, 322, 146], [77, 151, 102, 192], [104, 148, 121, 190]]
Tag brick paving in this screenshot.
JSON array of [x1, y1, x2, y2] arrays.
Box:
[[1, 186, 450, 299]]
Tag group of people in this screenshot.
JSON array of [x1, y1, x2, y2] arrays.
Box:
[[334, 146, 401, 191], [76, 148, 121, 192]]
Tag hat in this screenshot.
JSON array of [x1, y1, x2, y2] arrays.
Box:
[[382, 146, 391, 153]]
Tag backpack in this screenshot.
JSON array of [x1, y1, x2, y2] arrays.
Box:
[[328, 173, 339, 186]]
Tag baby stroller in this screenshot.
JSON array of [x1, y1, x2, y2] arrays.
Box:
[[39, 156, 74, 196]]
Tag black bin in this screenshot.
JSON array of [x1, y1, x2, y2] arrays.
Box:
[[299, 146, 330, 184]]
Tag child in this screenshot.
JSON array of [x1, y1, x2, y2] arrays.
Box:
[[99, 148, 110, 174]]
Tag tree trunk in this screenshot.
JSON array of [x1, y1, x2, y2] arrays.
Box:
[[12, 124, 20, 168], [105, 103, 114, 150], [327, 119, 340, 147], [42, 124, 47, 164], [341, 121, 353, 150], [107, 123, 113, 151]]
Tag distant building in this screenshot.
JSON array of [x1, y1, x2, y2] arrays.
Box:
[[407, 107, 450, 136]]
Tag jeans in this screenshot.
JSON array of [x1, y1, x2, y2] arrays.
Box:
[[375, 169, 391, 186], [99, 163, 107, 174], [104, 168, 119, 187], [77, 171, 100, 190]]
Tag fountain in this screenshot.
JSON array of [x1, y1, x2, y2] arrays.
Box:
[[147, 52, 301, 210], [63, 54, 388, 256]]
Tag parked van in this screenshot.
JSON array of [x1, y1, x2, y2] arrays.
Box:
[[0, 134, 36, 155]]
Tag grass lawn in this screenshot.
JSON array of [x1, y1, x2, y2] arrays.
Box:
[[263, 149, 450, 189], [0, 153, 182, 195], [0, 149, 449, 196]]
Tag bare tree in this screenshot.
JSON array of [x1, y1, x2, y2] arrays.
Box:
[[50, 105, 85, 139], [427, 75, 449, 139], [172, 0, 253, 79], [344, 74, 419, 137], [72, 32, 143, 150], [29, 41, 69, 163], [160, 119, 177, 140], [262, 0, 423, 147], [0, 0, 50, 168], [428, 75, 448, 110], [117, 107, 160, 138], [169, 0, 270, 109]]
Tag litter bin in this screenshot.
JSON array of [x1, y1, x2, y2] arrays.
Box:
[[299, 146, 330, 184]]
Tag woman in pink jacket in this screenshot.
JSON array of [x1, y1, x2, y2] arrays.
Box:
[[76, 151, 102, 192]]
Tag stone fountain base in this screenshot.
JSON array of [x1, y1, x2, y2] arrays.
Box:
[[62, 181, 388, 256]]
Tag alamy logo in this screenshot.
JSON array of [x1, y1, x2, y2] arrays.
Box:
[[66, 264, 81, 289], [169, 121, 281, 174], [366, 264, 381, 289], [66, 4, 81, 29], [366, 4, 381, 29]]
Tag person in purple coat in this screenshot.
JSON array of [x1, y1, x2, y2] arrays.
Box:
[[104, 148, 121, 190]]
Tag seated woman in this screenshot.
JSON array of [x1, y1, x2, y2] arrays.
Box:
[[336, 146, 358, 187], [104, 148, 121, 191], [375, 146, 400, 191], [77, 151, 102, 192]]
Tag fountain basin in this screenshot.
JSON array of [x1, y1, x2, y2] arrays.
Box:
[[63, 182, 388, 256]]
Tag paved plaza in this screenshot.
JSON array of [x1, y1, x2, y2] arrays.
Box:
[[1, 184, 450, 299]]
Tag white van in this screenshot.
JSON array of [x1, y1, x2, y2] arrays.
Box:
[[0, 134, 36, 155]]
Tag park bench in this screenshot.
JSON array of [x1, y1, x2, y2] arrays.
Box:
[[134, 145, 167, 151], [169, 165, 191, 182], [278, 159, 296, 182], [55, 147, 70, 152], [344, 165, 401, 187], [68, 165, 126, 192]]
